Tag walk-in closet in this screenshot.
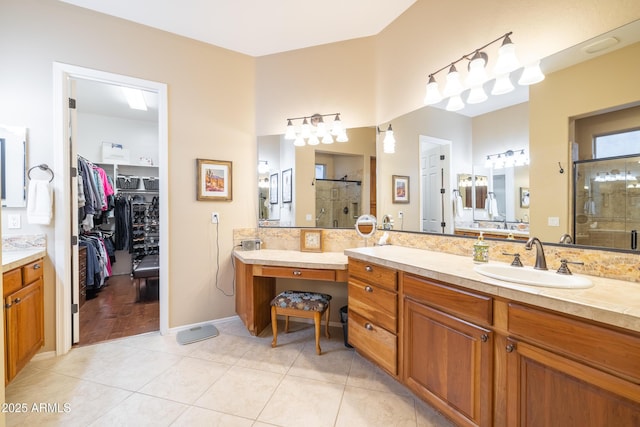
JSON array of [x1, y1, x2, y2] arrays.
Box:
[[74, 78, 160, 345]]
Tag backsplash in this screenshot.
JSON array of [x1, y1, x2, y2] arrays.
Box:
[[234, 228, 640, 283], [2, 234, 47, 251]]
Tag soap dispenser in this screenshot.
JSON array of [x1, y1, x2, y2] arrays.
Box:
[[473, 232, 489, 263]]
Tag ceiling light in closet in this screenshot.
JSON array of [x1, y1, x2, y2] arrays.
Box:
[[122, 87, 148, 111]]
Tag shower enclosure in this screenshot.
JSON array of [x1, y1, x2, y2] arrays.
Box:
[[574, 154, 640, 250], [315, 179, 362, 228]]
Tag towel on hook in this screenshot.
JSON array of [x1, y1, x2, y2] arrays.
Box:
[[455, 194, 464, 218], [27, 179, 53, 225], [490, 198, 499, 218]]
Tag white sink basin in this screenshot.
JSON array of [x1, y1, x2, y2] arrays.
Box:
[[474, 264, 593, 289]]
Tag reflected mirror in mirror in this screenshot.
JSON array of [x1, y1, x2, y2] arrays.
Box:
[[355, 214, 377, 245], [0, 125, 27, 208], [472, 164, 529, 225]]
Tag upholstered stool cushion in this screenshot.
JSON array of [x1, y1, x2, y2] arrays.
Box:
[[270, 290, 332, 312]]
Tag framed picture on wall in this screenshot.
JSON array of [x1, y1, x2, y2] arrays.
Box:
[[392, 175, 410, 203], [282, 168, 292, 203], [269, 173, 279, 204], [196, 159, 232, 201]]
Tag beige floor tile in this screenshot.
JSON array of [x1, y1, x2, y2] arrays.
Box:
[[171, 406, 254, 427], [119, 331, 206, 356], [415, 398, 456, 427], [235, 337, 303, 374], [139, 356, 230, 404], [346, 353, 412, 396], [188, 333, 261, 365], [194, 365, 283, 419], [258, 376, 345, 427], [335, 385, 417, 427], [90, 393, 187, 427], [286, 338, 355, 384]]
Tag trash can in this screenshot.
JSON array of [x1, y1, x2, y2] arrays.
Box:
[[340, 306, 353, 348]]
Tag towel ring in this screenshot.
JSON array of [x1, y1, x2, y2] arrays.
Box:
[[27, 164, 55, 183]]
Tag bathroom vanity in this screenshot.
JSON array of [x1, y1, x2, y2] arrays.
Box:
[[345, 245, 640, 427], [3, 249, 46, 384]]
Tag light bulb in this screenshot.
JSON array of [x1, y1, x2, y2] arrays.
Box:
[[494, 35, 520, 74], [518, 61, 545, 85], [424, 75, 442, 105], [284, 119, 296, 140], [443, 65, 464, 97], [491, 74, 514, 95], [445, 95, 464, 111]]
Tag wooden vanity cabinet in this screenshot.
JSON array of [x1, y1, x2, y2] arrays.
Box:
[[347, 259, 398, 376], [402, 273, 494, 427], [4, 258, 45, 384], [504, 303, 640, 426]]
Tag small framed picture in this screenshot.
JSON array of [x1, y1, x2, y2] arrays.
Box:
[[197, 159, 232, 201], [520, 187, 530, 208], [269, 173, 279, 204], [300, 229, 323, 252], [392, 175, 410, 203], [282, 168, 292, 203]]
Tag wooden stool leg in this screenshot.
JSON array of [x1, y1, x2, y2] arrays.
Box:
[[271, 306, 278, 348], [325, 304, 331, 339], [314, 311, 322, 355], [284, 315, 290, 333]]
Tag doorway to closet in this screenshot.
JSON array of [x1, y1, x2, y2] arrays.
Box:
[[74, 78, 160, 345], [53, 63, 169, 355]]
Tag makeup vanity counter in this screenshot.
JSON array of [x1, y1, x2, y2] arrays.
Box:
[[233, 249, 348, 336], [344, 244, 640, 427]]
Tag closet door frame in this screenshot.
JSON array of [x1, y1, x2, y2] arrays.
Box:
[[53, 63, 169, 355]]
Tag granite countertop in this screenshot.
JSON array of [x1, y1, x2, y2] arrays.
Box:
[[345, 245, 640, 333], [2, 249, 47, 273], [233, 249, 348, 270]]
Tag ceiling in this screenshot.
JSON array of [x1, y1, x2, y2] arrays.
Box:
[[59, 0, 417, 57]]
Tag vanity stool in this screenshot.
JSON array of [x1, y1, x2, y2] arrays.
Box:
[[270, 290, 332, 355]]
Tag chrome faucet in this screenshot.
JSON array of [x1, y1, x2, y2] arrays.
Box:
[[559, 233, 573, 244], [525, 237, 548, 270]]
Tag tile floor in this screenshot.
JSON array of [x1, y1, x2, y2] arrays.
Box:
[[5, 317, 455, 427]]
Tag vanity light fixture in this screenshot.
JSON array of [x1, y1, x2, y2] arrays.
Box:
[[423, 32, 545, 111], [484, 149, 529, 169], [377, 124, 396, 154], [284, 113, 348, 146]]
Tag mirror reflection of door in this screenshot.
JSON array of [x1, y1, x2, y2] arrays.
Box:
[[420, 136, 451, 233]]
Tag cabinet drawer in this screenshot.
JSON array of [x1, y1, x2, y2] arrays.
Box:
[[508, 303, 640, 381], [348, 278, 397, 333], [258, 266, 335, 281], [403, 273, 493, 326], [3, 268, 23, 298], [348, 309, 397, 375], [22, 259, 44, 285], [348, 259, 397, 291]]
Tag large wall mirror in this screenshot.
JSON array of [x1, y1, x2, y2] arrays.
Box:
[[257, 19, 640, 253], [0, 125, 27, 208]]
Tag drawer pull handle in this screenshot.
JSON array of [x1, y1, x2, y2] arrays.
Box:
[[506, 344, 515, 353], [364, 285, 373, 293], [293, 270, 302, 276], [365, 265, 373, 272], [5, 303, 12, 309], [33, 263, 41, 270], [13, 298, 21, 304], [480, 334, 488, 342], [364, 323, 373, 331]]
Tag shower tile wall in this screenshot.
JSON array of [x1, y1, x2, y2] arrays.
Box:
[[316, 180, 362, 228]]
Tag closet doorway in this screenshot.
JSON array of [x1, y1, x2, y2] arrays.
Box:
[[74, 78, 160, 345], [53, 63, 169, 355]]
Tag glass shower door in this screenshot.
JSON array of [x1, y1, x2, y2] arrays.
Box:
[[574, 155, 640, 250]]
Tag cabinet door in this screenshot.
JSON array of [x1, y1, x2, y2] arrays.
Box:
[[5, 278, 44, 382], [404, 298, 493, 427], [505, 338, 640, 426]]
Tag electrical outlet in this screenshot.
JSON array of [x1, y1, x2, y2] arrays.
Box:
[[398, 211, 404, 218], [548, 216, 560, 226], [8, 214, 21, 229], [211, 212, 219, 223]]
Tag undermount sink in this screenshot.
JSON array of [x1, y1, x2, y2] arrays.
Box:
[[474, 263, 593, 289]]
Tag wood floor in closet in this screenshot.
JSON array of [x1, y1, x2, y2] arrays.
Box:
[[78, 274, 159, 346]]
